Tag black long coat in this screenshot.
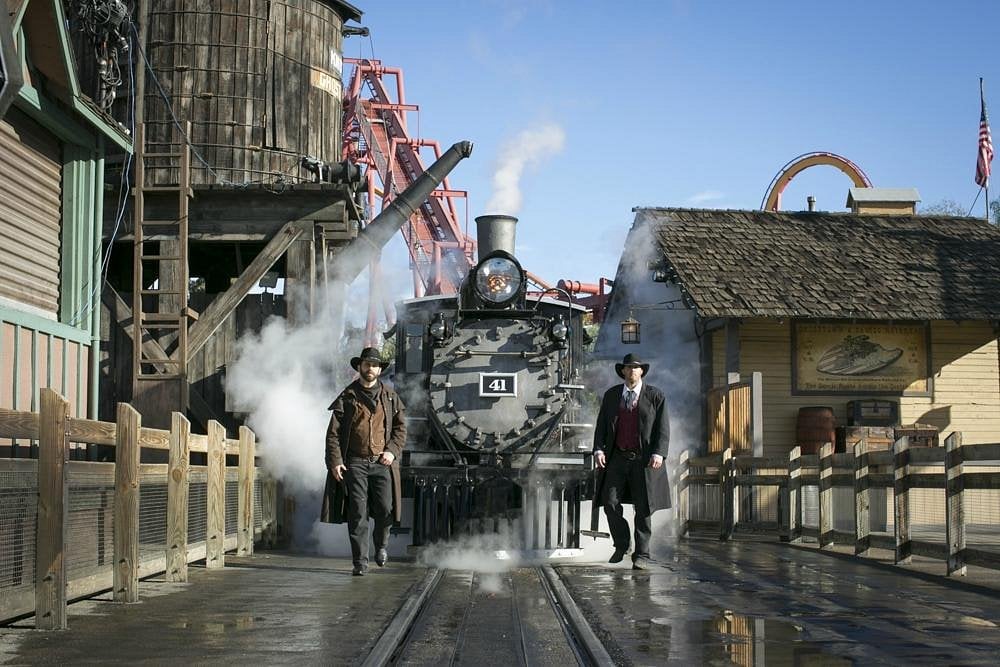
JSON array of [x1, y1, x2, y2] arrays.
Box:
[[591, 383, 671, 519], [320, 381, 407, 524]]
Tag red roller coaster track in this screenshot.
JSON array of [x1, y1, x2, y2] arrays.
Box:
[[341, 59, 610, 341]]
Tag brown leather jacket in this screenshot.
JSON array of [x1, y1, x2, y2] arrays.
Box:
[[325, 381, 406, 470]]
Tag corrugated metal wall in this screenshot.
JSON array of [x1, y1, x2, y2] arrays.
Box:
[[0, 108, 63, 315]]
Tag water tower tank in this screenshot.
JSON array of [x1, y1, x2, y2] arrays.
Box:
[[143, 0, 362, 186]]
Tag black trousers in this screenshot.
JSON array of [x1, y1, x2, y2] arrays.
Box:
[[602, 450, 652, 560], [345, 458, 393, 565]]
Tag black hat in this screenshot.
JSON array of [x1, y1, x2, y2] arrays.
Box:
[[350, 347, 388, 372], [615, 353, 649, 379]]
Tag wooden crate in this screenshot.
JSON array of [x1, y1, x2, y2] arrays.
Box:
[[894, 424, 940, 448], [836, 425, 894, 452]]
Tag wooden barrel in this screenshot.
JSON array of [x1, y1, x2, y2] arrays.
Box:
[[796, 406, 836, 455]]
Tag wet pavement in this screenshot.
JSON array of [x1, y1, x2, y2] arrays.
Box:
[[558, 538, 1000, 665], [2, 539, 999, 665]]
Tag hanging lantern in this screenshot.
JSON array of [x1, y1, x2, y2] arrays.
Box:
[[621, 316, 640, 344]]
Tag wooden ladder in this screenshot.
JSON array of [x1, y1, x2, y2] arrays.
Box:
[[131, 121, 194, 412]]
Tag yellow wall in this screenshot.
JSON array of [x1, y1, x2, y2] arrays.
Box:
[[708, 319, 1000, 456], [852, 202, 916, 215]]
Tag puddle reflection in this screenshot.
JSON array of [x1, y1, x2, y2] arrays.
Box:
[[704, 610, 853, 666]]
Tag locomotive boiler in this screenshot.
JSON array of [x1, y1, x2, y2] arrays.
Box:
[[392, 215, 596, 553]]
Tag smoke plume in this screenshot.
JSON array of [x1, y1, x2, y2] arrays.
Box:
[[485, 124, 566, 215]]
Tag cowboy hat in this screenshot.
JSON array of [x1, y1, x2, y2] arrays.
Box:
[[350, 347, 388, 372], [615, 352, 649, 378]]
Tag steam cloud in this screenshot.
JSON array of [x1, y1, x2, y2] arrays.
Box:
[[485, 124, 566, 215], [225, 257, 411, 556]]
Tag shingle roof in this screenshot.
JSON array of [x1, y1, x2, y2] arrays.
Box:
[[639, 207, 1000, 321]]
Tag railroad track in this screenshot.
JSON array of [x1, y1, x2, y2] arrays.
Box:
[[361, 566, 612, 667]]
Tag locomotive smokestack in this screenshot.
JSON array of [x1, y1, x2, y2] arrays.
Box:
[[475, 214, 518, 259], [336, 140, 473, 282]]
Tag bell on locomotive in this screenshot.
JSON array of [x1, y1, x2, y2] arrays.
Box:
[[391, 214, 596, 556]]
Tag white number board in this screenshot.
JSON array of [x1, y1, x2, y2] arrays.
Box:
[[479, 372, 517, 397]]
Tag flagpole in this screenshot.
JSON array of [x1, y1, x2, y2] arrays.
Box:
[[983, 78, 991, 222]]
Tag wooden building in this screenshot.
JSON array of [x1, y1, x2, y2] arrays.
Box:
[[597, 207, 1000, 457], [1, 0, 131, 440]]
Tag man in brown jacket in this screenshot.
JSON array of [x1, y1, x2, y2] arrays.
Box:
[[321, 347, 406, 576]]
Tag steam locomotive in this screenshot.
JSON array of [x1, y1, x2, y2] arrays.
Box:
[[340, 142, 595, 551], [391, 215, 596, 551]]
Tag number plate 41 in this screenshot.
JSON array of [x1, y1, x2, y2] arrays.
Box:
[[479, 373, 517, 397]]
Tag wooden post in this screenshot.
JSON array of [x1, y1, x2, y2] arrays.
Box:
[[206, 420, 226, 568], [678, 450, 689, 537], [788, 446, 801, 543], [35, 389, 69, 629], [114, 402, 141, 602], [893, 436, 911, 565], [945, 432, 966, 576], [237, 426, 256, 556], [720, 447, 734, 541], [750, 372, 763, 457], [853, 441, 870, 557], [166, 412, 190, 582], [818, 443, 833, 548]]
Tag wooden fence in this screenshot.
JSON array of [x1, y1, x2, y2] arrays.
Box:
[[0, 389, 277, 629], [678, 433, 1000, 576]]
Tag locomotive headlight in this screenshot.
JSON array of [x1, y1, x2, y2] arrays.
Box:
[[550, 320, 568, 341], [429, 315, 447, 340], [475, 256, 522, 304]]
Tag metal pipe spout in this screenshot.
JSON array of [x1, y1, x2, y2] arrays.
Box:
[[335, 140, 474, 282]]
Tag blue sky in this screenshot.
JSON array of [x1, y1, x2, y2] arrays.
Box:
[[345, 0, 998, 287]]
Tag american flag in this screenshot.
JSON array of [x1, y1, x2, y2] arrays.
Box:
[[976, 79, 994, 188]]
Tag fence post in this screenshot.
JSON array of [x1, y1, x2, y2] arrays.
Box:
[[35, 388, 69, 629], [819, 443, 833, 548], [750, 372, 763, 457], [678, 451, 689, 537], [788, 446, 801, 543], [166, 412, 190, 582], [893, 436, 911, 565], [854, 440, 870, 557], [237, 426, 256, 556], [206, 420, 226, 569], [113, 402, 141, 602], [945, 432, 966, 576], [720, 447, 734, 541]]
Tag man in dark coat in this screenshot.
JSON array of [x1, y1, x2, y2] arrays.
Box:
[[592, 353, 670, 570], [320, 347, 406, 576]]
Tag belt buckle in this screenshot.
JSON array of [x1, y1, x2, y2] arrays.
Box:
[[626, 450, 638, 461], [369, 454, 379, 463]]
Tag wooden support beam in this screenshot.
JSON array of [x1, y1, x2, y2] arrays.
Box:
[[678, 450, 689, 537], [893, 437, 912, 565], [750, 372, 763, 456], [237, 425, 256, 556], [854, 441, 870, 557], [186, 221, 307, 358], [114, 402, 141, 603], [720, 447, 734, 541], [945, 432, 966, 576], [166, 412, 190, 582], [788, 446, 801, 544], [206, 420, 226, 569], [818, 442, 834, 548], [35, 389, 69, 630], [105, 285, 227, 428]]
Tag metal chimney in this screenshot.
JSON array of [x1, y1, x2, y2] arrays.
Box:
[[807, 195, 816, 212], [475, 214, 518, 259]]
